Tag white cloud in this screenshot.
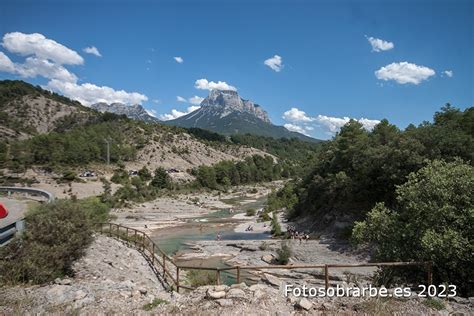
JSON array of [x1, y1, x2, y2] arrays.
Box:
[[195, 78, 236, 91], [152, 99, 161, 104], [2, 32, 83, 65], [46, 79, 148, 106], [315, 115, 380, 133], [83, 46, 102, 57], [188, 95, 204, 105], [375, 62, 435, 84], [17, 57, 77, 82], [366, 36, 394, 52], [444, 70, 453, 78], [0, 52, 15, 72], [264, 55, 283, 72], [284, 123, 309, 135], [0, 32, 148, 106], [174, 56, 183, 63], [159, 105, 200, 121], [176, 96, 187, 102], [282, 107, 313, 122]]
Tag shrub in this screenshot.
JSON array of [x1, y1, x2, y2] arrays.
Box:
[[142, 298, 169, 311], [270, 211, 282, 236], [186, 269, 217, 287], [151, 167, 171, 189], [422, 298, 445, 311], [276, 241, 292, 265], [0, 199, 102, 285], [259, 241, 269, 251], [352, 160, 474, 296], [61, 170, 77, 182], [246, 208, 256, 216]]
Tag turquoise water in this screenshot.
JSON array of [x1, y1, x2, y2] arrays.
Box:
[[151, 195, 270, 256]]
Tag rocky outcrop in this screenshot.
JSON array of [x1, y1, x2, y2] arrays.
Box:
[[91, 102, 158, 122]]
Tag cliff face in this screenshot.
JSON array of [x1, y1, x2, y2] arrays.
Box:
[[91, 102, 158, 122], [200, 90, 271, 123]]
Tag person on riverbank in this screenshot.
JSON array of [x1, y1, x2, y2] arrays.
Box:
[[216, 232, 221, 241]]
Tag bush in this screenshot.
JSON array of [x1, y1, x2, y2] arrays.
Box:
[[151, 167, 171, 189], [186, 269, 217, 287], [61, 170, 78, 182], [352, 159, 474, 296], [142, 298, 169, 311], [246, 208, 256, 216], [276, 242, 292, 265], [0, 199, 103, 285], [270, 211, 282, 236]]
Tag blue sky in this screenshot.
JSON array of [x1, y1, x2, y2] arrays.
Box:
[[0, 0, 472, 139]]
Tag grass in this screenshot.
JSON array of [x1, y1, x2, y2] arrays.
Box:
[[422, 298, 445, 311], [186, 269, 217, 287], [246, 208, 256, 216], [142, 298, 169, 311]]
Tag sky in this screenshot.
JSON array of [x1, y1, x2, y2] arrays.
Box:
[[0, 0, 472, 140]]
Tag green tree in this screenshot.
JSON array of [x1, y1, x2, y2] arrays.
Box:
[[151, 167, 171, 189], [352, 160, 474, 296]]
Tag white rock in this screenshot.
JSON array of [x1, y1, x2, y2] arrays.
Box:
[[207, 290, 226, 299], [227, 288, 246, 299], [297, 298, 313, 311], [216, 299, 234, 307]]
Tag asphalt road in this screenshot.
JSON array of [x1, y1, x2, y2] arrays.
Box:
[[0, 197, 29, 228]]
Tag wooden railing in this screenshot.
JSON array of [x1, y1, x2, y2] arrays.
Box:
[[96, 223, 433, 293]]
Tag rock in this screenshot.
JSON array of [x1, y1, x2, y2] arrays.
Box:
[[231, 283, 248, 290], [138, 288, 148, 295], [227, 288, 246, 299], [296, 298, 313, 311], [207, 290, 226, 299], [216, 299, 234, 307], [214, 285, 228, 292], [262, 273, 282, 288], [469, 297, 474, 305], [261, 254, 274, 264], [449, 296, 469, 304], [253, 289, 266, 299], [54, 277, 72, 285]]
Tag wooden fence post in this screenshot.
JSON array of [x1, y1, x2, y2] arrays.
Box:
[[109, 223, 112, 237], [134, 230, 137, 246], [151, 243, 155, 265], [324, 265, 329, 290], [176, 267, 180, 293], [236, 266, 241, 284], [125, 227, 129, 244], [216, 269, 221, 285], [427, 262, 433, 285], [163, 254, 166, 277]]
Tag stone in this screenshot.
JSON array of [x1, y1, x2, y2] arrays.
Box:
[[227, 288, 246, 299], [261, 254, 274, 264], [322, 302, 335, 310], [216, 299, 234, 307], [207, 290, 226, 299], [74, 290, 87, 301], [138, 288, 148, 295], [54, 277, 72, 285], [297, 298, 313, 311], [214, 285, 228, 292], [231, 283, 248, 290], [253, 289, 266, 299], [262, 273, 282, 288]]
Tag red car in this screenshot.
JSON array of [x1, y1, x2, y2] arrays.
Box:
[[0, 203, 8, 219]]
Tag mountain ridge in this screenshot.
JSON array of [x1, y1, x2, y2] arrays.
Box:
[[91, 102, 158, 122], [166, 89, 319, 142]]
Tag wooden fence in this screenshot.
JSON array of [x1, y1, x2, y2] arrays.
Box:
[[97, 222, 433, 293]]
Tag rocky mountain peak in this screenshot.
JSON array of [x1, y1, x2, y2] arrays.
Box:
[[91, 102, 158, 122], [201, 89, 271, 123]]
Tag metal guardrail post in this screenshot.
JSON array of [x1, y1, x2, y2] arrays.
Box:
[[324, 265, 329, 290], [176, 267, 180, 293]]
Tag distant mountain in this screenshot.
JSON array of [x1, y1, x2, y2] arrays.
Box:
[[165, 89, 319, 142], [91, 102, 158, 122]]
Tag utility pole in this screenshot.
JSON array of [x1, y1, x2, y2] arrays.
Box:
[[104, 138, 111, 165]]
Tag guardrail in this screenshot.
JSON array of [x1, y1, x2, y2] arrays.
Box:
[[97, 222, 433, 293], [0, 186, 55, 203], [0, 187, 55, 246]]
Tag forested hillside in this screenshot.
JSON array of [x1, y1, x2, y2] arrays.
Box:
[[270, 104, 473, 295]]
